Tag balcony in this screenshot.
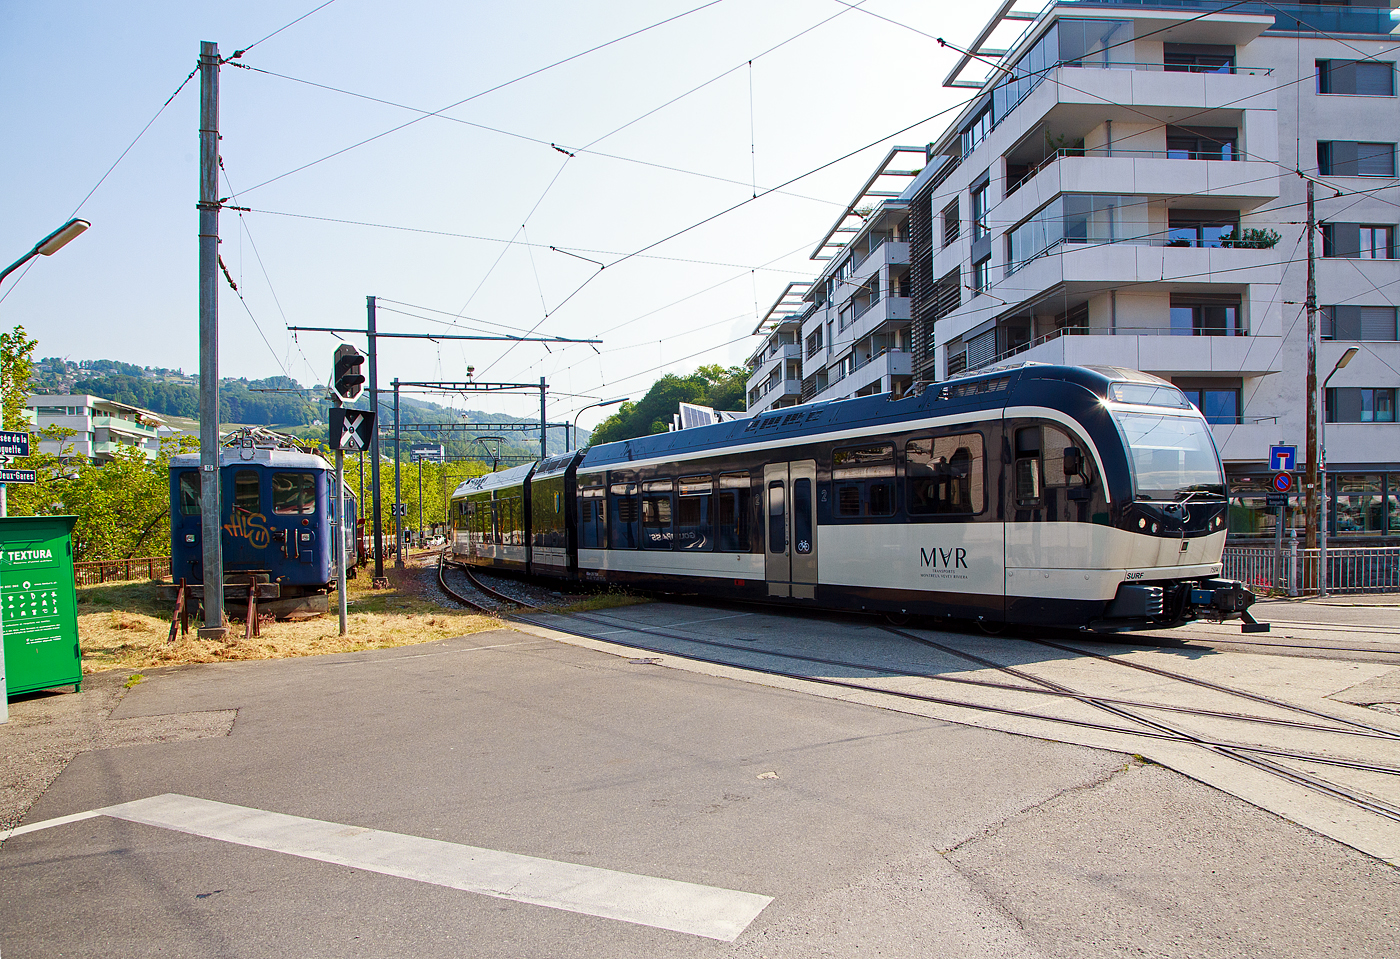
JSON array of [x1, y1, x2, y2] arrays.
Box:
[[851, 239, 910, 280], [999, 242, 1281, 306], [976, 325, 1281, 378], [93, 414, 158, 437], [745, 343, 802, 393], [1061, 2, 1398, 36]]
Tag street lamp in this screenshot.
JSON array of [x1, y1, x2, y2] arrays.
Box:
[[1318, 346, 1360, 597], [572, 397, 628, 450], [0, 219, 90, 287], [0, 218, 89, 520]]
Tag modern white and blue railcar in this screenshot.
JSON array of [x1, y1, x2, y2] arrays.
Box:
[[448, 365, 1258, 631]]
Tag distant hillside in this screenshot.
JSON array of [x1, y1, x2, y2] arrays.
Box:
[[32, 358, 577, 456]]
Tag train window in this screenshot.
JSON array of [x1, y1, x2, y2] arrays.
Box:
[[641, 481, 674, 549], [1041, 426, 1088, 487], [833, 443, 896, 479], [178, 473, 201, 516], [233, 470, 260, 515], [768, 481, 786, 552], [676, 475, 712, 551], [272, 472, 316, 514], [609, 483, 639, 549], [837, 484, 861, 516], [793, 479, 813, 553], [1015, 428, 1043, 506], [907, 433, 986, 515], [868, 482, 895, 516], [716, 472, 751, 551]]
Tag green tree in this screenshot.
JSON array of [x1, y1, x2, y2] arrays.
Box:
[[587, 364, 748, 445]]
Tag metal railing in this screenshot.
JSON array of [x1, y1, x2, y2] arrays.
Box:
[[968, 323, 1251, 372], [1006, 144, 1260, 195], [75, 556, 171, 586], [1222, 544, 1400, 595]]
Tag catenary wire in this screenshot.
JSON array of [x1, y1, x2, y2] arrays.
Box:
[[229, 0, 730, 197]]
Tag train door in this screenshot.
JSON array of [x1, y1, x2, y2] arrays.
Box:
[[222, 468, 270, 570], [763, 460, 817, 599]]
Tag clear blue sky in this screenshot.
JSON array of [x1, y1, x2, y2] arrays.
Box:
[[0, 0, 991, 427]]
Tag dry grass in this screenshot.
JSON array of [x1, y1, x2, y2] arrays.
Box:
[[77, 559, 500, 673]]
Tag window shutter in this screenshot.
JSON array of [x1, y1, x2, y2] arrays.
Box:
[[1360, 306, 1398, 340]]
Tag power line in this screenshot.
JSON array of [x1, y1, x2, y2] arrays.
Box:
[[230, 0, 729, 197], [233, 63, 845, 208], [229, 0, 343, 60], [69, 64, 199, 219]]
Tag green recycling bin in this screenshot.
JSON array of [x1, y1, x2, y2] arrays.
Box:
[[1, 516, 82, 697]]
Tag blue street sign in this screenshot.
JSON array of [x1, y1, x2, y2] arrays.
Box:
[[1269, 445, 1297, 471], [0, 431, 30, 457], [1273, 472, 1293, 493]]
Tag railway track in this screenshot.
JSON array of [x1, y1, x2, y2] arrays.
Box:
[[430, 563, 1400, 825]]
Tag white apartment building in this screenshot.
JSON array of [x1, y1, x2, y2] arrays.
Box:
[[27, 394, 166, 462], [753, 0, 1400, 542]]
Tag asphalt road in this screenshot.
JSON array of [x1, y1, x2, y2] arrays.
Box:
[[2, 626, 1397, 958]]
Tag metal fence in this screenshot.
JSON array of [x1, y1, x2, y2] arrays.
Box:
[[74, 556, 171, 587], [1222, 544, 1400, 596]]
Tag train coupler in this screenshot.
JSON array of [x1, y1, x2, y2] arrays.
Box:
[[1189, 579, 1269, 632]]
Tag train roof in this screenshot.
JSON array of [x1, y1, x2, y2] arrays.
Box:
[[450, 461, 535, 499], [576, 363, 1149, 472], [170, 448, 331, 471]]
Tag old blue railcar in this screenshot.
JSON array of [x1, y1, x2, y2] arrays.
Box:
[[170, 430, 357, 613]]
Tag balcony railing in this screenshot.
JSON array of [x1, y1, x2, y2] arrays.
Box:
[[92, 414, 158, 436], [1006, 226, 1279, 276], [1064, 1, 1399, 37], [1007, 145, 1259, 196], [963, 324, 1250, 372]]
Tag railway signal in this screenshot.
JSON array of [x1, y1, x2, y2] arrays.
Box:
[[332, 344, 366, 401]]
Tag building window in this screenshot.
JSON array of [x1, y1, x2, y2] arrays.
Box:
[[1324, 223, 1396, 258], [1170, 295, 1244, 336], [943, 198, 960, 247], [1176, 380, 1242, 425], [1166, 125, 1237, 161], [971, 256, 990, 295], [1322, 305, 1398, 340], [1332, 475, 1387, 535], [971, 182, 989, 239], [1317, 60, 1395, 96], [1318, 141, 1396, 176], [1165, 43, 1235, 74], [1168, 210, 1241, 248], [1326, 388, 1397, 423], [933, 268, 961, 320], [961, 105, 992, 158]]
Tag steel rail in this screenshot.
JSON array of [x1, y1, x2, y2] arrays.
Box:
[[1016, 633, 1400, 738], [426, 573, 1400, 822]]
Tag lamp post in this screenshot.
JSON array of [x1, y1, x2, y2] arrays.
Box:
[[572, 397, 628, 450], [1318, 346, 1360, 597], [0, 219, 90, 288], [0, 218, 91, 519]]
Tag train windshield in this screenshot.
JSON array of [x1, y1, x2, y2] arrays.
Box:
[[1112, 409, 1224, 500]]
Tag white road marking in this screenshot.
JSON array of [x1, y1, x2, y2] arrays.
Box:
[[1, 807, 110, 842], [17, 794, 773, 941]]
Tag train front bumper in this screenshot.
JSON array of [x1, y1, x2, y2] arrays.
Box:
[[1099, 577, 1268, 632]]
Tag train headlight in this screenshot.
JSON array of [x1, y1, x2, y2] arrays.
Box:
[[1152, 523, 1159, 533], [1138, 518, 1147, 529]]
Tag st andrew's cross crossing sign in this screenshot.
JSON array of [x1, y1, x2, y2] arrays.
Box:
[[329, 408, 376, 452]]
